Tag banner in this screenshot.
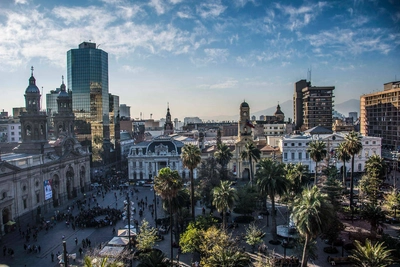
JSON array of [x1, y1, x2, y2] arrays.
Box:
[[44, 180, 53, 200]]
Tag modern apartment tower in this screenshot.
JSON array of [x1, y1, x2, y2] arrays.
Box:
[[67, 42, 110, 164], [360, 81, 400, 153], [293, 79, 335, 131]]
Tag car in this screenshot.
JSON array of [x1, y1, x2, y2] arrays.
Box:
[[143, 182, 154, 187], [90, 183, 102, 187]]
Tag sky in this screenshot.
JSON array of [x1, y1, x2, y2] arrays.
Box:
[[0, 0, 399, 121]]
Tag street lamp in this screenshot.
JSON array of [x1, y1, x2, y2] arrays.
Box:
[[341, 239, 345, 257]]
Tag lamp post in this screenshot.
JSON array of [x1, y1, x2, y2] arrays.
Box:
[[62, 240, 68, 267], [392, 152, 397, 190]]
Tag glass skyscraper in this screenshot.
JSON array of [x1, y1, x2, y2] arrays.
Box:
[[67, 42, 110, 164]]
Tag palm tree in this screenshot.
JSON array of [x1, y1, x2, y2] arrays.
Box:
[[240, 141, 261, 185], [214, 143, 233, 180], [384, 189, 400, 218], [307, 140, 327, 185], [256, 158, 289, 243], [344, 131, 363, 217], [137, 249, 169, 267], [336, 142, 351, 186], [212, 180, 238, 229], [361, 203, 386, 235], [181, 144, 202, 222], [292, 186, 334, 267], [154, 167, 183, 264], [285, 163, 309, 198], [350, 239, 393, 267], [365, 154, 387, 181]]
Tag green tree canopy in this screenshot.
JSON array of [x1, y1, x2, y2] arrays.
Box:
[[350, 239, 393, 267], [240, 141, 261, 185], [212, 180, 237, 229], [307, 140, 327, 185]]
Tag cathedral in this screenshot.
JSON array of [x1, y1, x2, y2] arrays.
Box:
[[0, 68, 90, 234]]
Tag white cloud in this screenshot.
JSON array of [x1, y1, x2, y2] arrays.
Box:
[[210, 79, 238, 89], [190, 48, 229, 66], [274, 2, 328, 31], [302, 27, 397, 55], [197, 1, 227, 19], [229, 34, 239, 45], [15, 0, 28, 4], [149, 0, 167, 15], [122, 65, 145, 73]]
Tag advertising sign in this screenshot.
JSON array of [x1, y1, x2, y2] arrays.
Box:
[[44, 180, 52, 200]]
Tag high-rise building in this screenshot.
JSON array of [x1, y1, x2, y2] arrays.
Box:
[[293, 79, 335, 131], [67, 42, 110, 164], [120, 104, 131, 120], [360, 81, 400, 153]]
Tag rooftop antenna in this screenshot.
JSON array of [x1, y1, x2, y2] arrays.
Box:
[[140, 112, 142, 120], [41, 86, 43, 109], [150, 113, 152, 119]]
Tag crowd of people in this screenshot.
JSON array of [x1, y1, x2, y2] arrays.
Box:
[[74, 206, 122, 228]]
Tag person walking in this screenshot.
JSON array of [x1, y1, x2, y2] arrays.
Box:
[[51, 252, 54, 262], [75, 237, 78, 246]]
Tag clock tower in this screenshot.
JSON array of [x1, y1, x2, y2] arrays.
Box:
[[235, 101, 255, 179]]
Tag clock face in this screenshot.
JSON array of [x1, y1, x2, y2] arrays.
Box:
[[243, 112, 247, 116]]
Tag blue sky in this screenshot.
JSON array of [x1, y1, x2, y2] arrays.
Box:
[[0, 0, 399, 121]]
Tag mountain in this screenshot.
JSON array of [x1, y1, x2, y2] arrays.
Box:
[[334, 99, 360, 117], [201, 98, 360, 122]]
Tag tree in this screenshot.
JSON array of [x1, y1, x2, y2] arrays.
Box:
[[307, 140, 327, 185], [292, 186, 334, 267], [320, 175, 343, 209], [212, 180, 238, 229], [234, 184, 258, 215], [344, 131, 363, 217], [361, 203, 386, 235], [285, 163, 309, 198], [181, 144, 202, 221], [365, 154, 387, 181], [336, 142, 351, 186], [197, 157, 220, 207], [199, 226, 250, 267], [240, 141, 261, 185], [349, 239, 393, 267], [256, 158, 289, 243], [245, 223, 266, 252], [358, 174, 382, 205], [384, 189, 400, 217], [137, 249, 169, 267], [136, 219, 158, 252], [154, 167, 183, 263], [214, 143, 233, 180]]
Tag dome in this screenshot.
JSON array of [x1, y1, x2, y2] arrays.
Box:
[[240, 101, 249, 108], [25, 75, 40, 94], [274, 104, 284, 115], [58, 90, 69, 98]]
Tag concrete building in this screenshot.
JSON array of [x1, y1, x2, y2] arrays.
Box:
[[0, 69, 90, 234], [0, 119, 21, 143], [119, 104, 131, 120], [293, 79, 335, 131], [127, 135, 188, 181], [360, 81, 400, 153], [280, 132, 381, 178]]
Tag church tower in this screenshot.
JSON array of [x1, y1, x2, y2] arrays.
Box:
[[53, 76, 75, 138], [235, 101, 255, 180], [14, 67, 50, 154], [163, 104, 174, 135]]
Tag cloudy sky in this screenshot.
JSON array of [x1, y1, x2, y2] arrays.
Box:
[[0, 0, 399, 121]]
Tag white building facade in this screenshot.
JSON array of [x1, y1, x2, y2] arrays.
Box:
[[280, 133, 382, 175], [128, 136, 191, 181]]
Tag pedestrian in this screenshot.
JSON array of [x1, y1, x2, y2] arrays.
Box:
[[51, 252, 54, 262], [79, 247, 83, 256], [75, 237, 78, 246], [38, 245, 41, 253], [3, 245, 6, 256], [112, 227, 115, 235]]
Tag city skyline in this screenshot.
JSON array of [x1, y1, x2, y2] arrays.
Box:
[[0, 0, 399, 120]]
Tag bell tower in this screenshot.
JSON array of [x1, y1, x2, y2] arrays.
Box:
[[163, 103, 174, 136], [237, 101, 253, 143], [53, 76, 75, 138], [14, 67, 50, 154]]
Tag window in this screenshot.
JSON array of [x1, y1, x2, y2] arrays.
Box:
[[284, 143, 287, 146], [291, 153, 295, 159], [11, 132, 14, 135], [291, 143, 294, 146], [23, 198, 27, 209], [284, 153, 287, 160], [36, 193, 40, 203], [306, 152, 309, 159], [373, 141, 376, 144], [298, 152, 302, 160], [11, 137, 14, 141], [365, 141, 369, 145], [11, 126, 14, 130], [358, 163, 362, 172], [298, 143, 302, 146]]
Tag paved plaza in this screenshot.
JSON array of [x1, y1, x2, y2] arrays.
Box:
[[2, 183, 397, 267]]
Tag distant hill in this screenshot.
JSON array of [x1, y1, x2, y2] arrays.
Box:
[[334, 99, 360, 117], [202, 98, 360, 122]]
